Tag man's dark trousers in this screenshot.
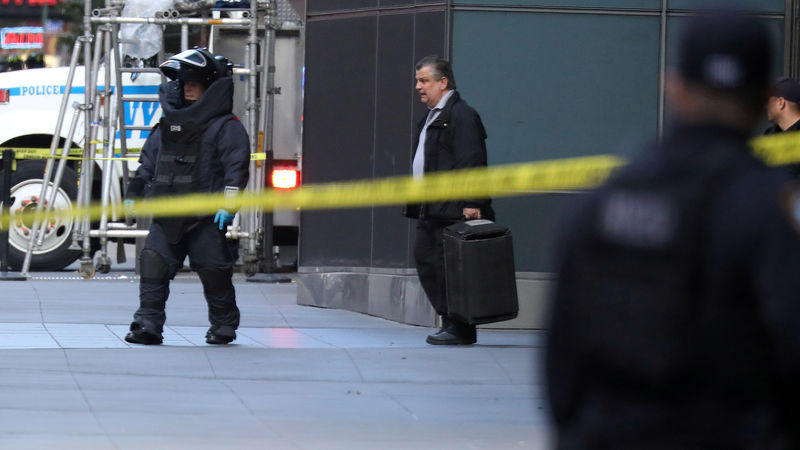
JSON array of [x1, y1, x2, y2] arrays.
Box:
[[414, 219, 453, 316], [415, 219, 477, 337]]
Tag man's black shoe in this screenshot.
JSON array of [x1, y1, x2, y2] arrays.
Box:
[[427, 328, 449, 340], [124, 329, 163, 345], [426, 329, 476, 345], [206, 331, 235, 345]]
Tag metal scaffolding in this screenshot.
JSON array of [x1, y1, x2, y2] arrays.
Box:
[[21, 0, 302, 277]]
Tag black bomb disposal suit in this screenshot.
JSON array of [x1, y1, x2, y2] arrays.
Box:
[[126, 76, 250, 341]]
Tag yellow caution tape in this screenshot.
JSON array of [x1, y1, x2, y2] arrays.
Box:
[[0, 154, 624, 230], [1, 130, 799, 232], [0, 147, 268, 161], [0, 147, 139, 161], [5, 147, 83, 159], [751, 131, 800, 166]]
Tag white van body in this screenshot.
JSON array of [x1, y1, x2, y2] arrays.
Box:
[[0, 55, 302, 271]]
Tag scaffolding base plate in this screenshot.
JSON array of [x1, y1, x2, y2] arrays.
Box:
[[246, 273, 293, 284], [0, 271, 27, 281]]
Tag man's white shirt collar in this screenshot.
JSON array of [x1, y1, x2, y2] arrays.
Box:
[[413, 91, 454, 180], [430, 90, 454, 112]]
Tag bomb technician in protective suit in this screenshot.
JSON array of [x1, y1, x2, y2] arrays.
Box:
[[546, 9, 800, 449], [123, 47, 250, 345]]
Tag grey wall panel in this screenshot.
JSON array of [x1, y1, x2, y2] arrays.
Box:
[[372, 13, 418, 268], [371, 11, 447, 269], [374, 13, 416, 180], [414, 10, 448, 73], [303, 16, 377, 184], [372, 206, 413, 267], [301, 8, 447, 269], [300, 208, 374, 266], [301, 16, 378, 267], [308, 0, 378, 14], [409, 10, 447, 268]]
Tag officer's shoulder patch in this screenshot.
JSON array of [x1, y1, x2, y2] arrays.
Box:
[[598, 189, 677, 248], [780, 180, 800, 236]]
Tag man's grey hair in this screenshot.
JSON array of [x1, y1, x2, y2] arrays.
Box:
[[415, 55, 456, 90]]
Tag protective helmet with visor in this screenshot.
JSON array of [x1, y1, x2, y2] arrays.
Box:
[[159, 47, 233, 88]]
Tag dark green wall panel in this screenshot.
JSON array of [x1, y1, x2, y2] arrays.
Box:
[[453, 11, 660, 164], [668, 0, 783, 12], [452, 10, 660, 271], [454, 0, 659, 7], [453, 0, 782, 10]]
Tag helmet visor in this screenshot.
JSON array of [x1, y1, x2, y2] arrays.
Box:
[[170, 49, 208, 68], [158, 59, 180, 80]]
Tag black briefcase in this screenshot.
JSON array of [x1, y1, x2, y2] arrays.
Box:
[[442, 220, 519, 325]]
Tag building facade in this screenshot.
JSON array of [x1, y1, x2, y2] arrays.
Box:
[[283, 1, 798, 328]]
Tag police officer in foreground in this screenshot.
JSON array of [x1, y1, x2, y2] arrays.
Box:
[[546, 10, 800, 449], [123, 47, 250, 345]]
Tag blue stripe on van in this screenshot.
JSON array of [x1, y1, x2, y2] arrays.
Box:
[[6, 85, 158, 97]]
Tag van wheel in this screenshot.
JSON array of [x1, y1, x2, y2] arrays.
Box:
[[6, 160, 80, 271]]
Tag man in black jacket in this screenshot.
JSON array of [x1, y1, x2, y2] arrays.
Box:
[[404, 55, 494, 345], [546, 10, 800, 449]]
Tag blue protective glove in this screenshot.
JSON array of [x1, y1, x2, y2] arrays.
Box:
[[124, 199, 135, 217], [214, 209, 235, 230]]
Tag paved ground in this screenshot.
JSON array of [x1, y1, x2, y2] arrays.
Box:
[[0, 262, 549, 449]]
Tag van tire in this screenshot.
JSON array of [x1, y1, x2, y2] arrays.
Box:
[[6, 160, 81, 271]]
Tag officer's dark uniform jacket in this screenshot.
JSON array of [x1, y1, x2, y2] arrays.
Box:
[[547, 122, 800, 449], [404, 90, 494, 221], [764, 119, 800, 135], [127, 76, 250, 240], [763, 120, 800, 177]]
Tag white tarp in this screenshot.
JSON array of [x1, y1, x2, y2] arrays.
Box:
[[119, 0, 175, 59]]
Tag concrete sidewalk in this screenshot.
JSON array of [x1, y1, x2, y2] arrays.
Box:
[[0, 269, 548, 449]]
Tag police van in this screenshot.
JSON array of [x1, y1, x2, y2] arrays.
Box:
[[0, 55, 302, 272]]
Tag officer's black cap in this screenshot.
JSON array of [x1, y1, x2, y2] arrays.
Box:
[[677, 9, 771, 100], [772, 76, 800, 104]]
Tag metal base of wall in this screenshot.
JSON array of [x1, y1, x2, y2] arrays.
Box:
[[296, 270, 436, 326], [296, 269, 553, 330]]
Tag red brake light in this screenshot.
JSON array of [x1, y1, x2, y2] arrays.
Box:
[[0, 89, 9, 104], [272, 168, 299, 190]]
